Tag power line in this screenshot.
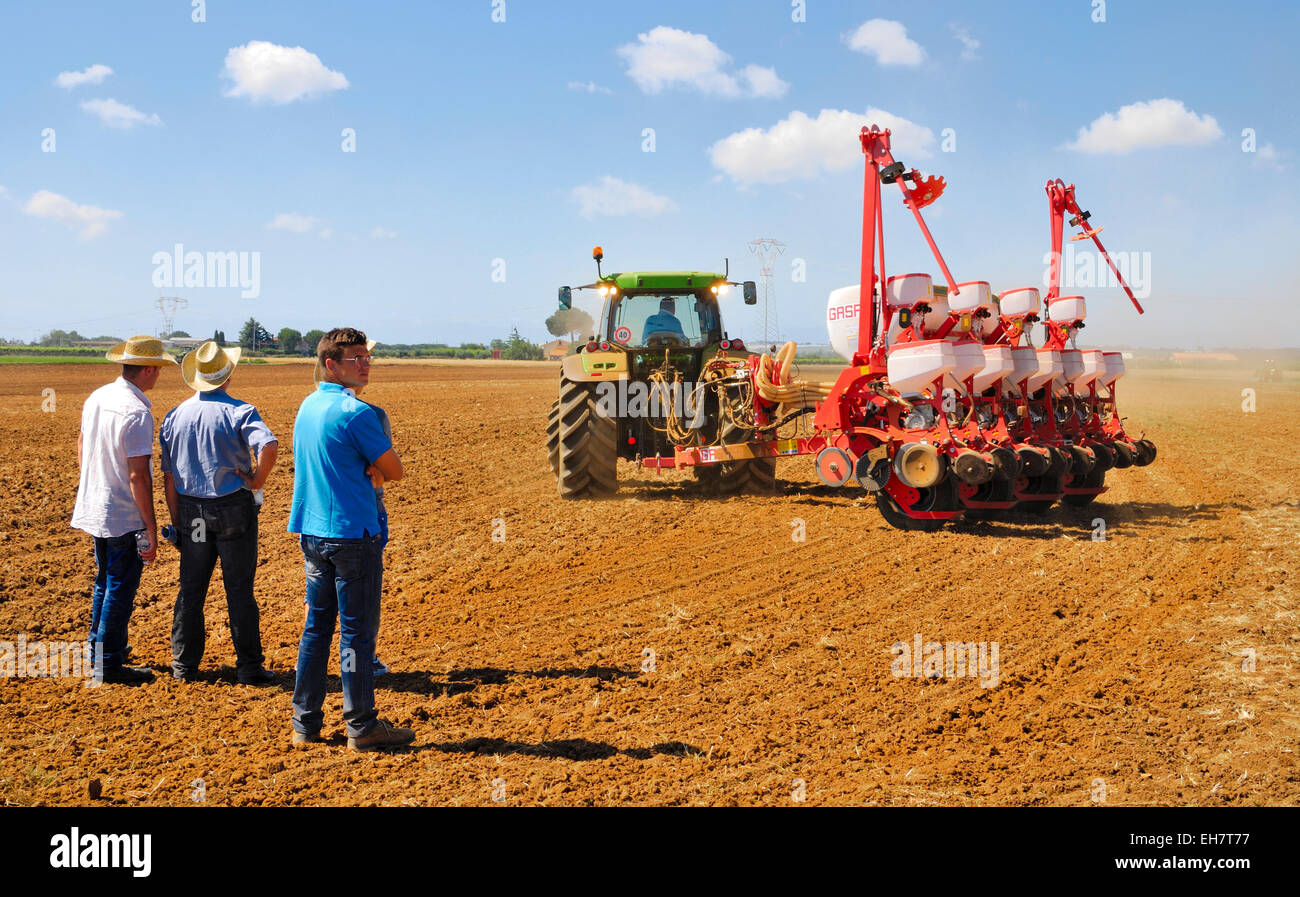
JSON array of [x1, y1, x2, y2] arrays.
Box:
[[747, 237, 785, 348], [157, 296, 188, 338]]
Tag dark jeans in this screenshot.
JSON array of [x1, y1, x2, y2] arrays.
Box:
[[171, 490, 265, 677], [292, 533, 383, 738], [88, 532, 143, 674]]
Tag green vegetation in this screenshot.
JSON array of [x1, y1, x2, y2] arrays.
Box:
[[10, 319, 553, 364], [32, 329, 121, 347], [238, 317, 277, 351], [0, 346, 106, 358]]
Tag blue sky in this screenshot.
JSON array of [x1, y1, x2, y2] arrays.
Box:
[[1, 0, 1296, 349]]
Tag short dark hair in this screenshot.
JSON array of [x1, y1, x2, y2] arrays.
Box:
[[121, 363, 150, 381], [317, 327, 368, 367]]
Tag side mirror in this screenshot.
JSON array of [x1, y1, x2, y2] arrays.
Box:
[[743, 281, 758, 305], [558, 286, 572, 309]]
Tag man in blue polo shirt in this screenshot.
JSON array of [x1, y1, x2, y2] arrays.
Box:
[[288, 327, 412, 752]]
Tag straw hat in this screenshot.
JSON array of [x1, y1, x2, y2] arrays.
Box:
[[181, 340, 242, 392], [105, 335, 179, 366], [314, 339, 377, 385]]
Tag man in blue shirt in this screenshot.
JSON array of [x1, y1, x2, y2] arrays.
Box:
[[641, 297, 688, 344], [160, 340, 279, 685], [288, 327, 411, 752]]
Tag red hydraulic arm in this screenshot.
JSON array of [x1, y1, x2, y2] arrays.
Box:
[[814, 126, 961, 433], [856, 126, 959, 366], [1045, 178, 1144, 314]]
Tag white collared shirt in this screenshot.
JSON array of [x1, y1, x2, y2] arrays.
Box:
[[71, 376, 155, 538]]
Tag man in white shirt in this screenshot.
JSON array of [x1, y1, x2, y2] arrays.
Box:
[[72, 336, 178, 684]]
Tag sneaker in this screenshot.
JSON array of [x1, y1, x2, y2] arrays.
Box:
[[347, 719, 415, 752], [372, 657, 391, 676], [291, 730, 322, 747], [237, 667, 278, 686], [99, 666, 154, 685]]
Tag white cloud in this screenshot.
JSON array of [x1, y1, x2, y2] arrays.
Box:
[[567, 80, 613, 95], [616, 26, 788, 99], [55, 64, 113, 89], [951, 25, 980, 61], [571, 176, 678, 219], [846, 19, 925, 66], [1066, 98, 1223, 153], [318, 227, 334, 240], [709, 107, 936, 185], [1255, 143, 1284, 170], [80, 98, 162, 129], [738, 65, 787, 99], [22, 190, 123, 239], [370, 226, 398, 239], [222, 41, 349, 104], [266, 212, 320, 233]]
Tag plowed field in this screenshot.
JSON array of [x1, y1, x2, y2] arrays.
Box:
[[1, 360, 1296, 805]]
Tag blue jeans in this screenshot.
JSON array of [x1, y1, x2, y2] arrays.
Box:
[[171, 491, 264, 677], [88, 533, 143, 674], [292, 534, 383, 738]]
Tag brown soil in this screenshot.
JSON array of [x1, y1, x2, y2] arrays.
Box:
[[0, 361, 1296, 805]]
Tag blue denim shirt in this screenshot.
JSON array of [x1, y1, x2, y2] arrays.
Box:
[[159, 391, 276, 498]]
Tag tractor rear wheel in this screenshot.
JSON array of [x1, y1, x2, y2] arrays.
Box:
[[546, 399, 560, 475], [709, 396, 777, 495], [556, 378, 618, 497]]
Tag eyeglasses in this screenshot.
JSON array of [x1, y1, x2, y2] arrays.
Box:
[[340, 354, 373, 365]]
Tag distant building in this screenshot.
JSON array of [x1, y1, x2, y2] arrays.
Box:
[[542, 339, 569, 360]]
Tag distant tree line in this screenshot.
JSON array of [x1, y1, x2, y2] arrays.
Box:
[[221, 319, 545, 360], [29, 329, 125, 346]]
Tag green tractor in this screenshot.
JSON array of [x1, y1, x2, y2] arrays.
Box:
[[546, 247, 775, 497]]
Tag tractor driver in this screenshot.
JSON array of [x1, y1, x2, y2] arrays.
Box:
[[642, 298, 688, 344]]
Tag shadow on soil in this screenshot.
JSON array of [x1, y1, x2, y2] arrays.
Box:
[[610, 479, 1252, 540], [430, 737, 701, 761], [307, 734, 697, 760], [378, 665, 639, 697]]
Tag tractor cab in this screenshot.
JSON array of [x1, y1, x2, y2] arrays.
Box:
[[557, 248, 758, 379], [604, 287, 720, 349]]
